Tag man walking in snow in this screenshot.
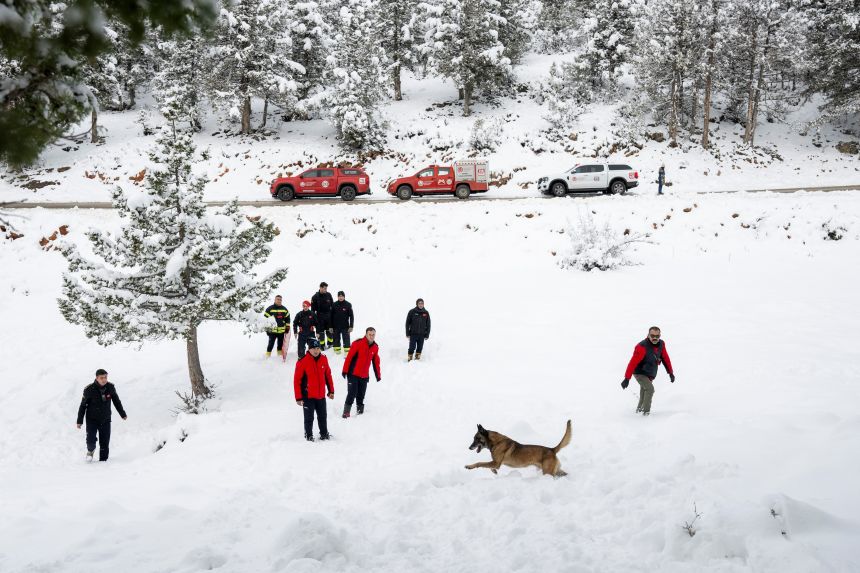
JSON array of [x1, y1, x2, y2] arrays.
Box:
[[312, 282, 335, 349], [76, 369, 127, 461], [657, 164, 666, 195], [331, 290, 354, 354], [294, 339, 334, 441], [341, 327, 381, 418], [405, 298, 431, 362], [621, 326, 675, 416], [263, 295, 290, 358], [294, 300, 318, 359]]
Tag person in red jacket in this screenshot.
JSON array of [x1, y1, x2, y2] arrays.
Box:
[[294, 338, 335, 441], [341, 327, 381, 418], [621, 326, 676, 416]]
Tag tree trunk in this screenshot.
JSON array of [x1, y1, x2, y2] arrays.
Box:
[[261, 96, 268, 129], [186, 322, 210, 397], [743, 24, 759, 144], [458, 87, 464, 101], [702, 0, 719, 148], [669, 72, 679, 146], [90, 108, 98, 143], [394, 62, 402, 101], [744, 12, 774, 146], [463, 84, 472, 117], [241, 95, 251, 135]]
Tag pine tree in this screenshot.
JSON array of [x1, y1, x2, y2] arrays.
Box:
[[586, 0, 636, 88], [541, 61, 590, 129], [378, 0, 419, 100], [289, 0, 334, 114], [59, 123, 288, 397], [534, 0, 579, 53], [421, 0, 512, 116], [497, 0, 541, 65], [207, 0, 303, 134], [321, 0, 389, 149], [154, 36, 205, 130], [803, 0, 860, 130], [0, 0, 216, 168]]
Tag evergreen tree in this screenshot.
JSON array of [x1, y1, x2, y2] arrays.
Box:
[[586, 0, 636, 88], [421, 0, 512, 116], [533, 0, 580, 53], [207, 0, 303, 134], [154, 36, 206, 130], [321, 0, 389, 149], [289, 0, 334, 114], [498, 0, 541, 65], [378, 0, 419, 100], [541, 60, 590, 128], [0, 0, 215, 168], [59, 123, 288, 397]]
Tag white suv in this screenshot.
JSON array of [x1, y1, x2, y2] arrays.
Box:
[[537, 163, 640, 197]]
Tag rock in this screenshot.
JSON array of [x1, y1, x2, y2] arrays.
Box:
[[836, 141, 859, 155]]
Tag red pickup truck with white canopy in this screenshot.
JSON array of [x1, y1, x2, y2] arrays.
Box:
[[387, 160, 489, 200]]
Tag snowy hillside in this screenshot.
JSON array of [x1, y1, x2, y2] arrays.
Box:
[[1, 192, 859, 571], [2, 59, 859, 205]]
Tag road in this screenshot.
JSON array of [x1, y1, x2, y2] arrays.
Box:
[[2, 184, 858, 209]]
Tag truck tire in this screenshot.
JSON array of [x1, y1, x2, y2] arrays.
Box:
[[550, 181, 567, 197], [397, 185, 413, 200], [340, 185, 357, 201], [276, 186, 295, 201], [609, 179, 627, 195], [454, 184, 470, 199]]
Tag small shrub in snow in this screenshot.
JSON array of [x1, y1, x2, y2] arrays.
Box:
[[469, 118, 504, 152], [559, 213, 647, 271], [681, 503, 703, 537], [173, 388, 214, 416], [822, 220, 846, 241]]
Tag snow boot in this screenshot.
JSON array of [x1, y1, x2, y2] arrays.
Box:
[[342, 405, 351, 419], [265, 352, 271, 358], [334, 347, 342, 355], [319, 434, 332, 441], [415, 352, 422, 360], [357, 404, 364, 415], [408, 353, 413, 362], [86, 450, 94, 462], [305, 434, 314, 442], [635, 407, 642, 414], [642, 411, 650, 417]]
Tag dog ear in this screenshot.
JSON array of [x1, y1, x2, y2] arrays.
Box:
[[478, 424, 488, 435]]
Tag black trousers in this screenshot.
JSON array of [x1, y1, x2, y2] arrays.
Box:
[[318, 315, 333, 344], [408, 335, 425, 354], [303, 398, 329, 438], [345, 375, 368, 409], [333, 328, 351, 350], [86, 419, 111, 461], [267, 332, 285, 352], [297, 332, 315, 358]]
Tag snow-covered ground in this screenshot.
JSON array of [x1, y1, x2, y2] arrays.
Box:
[[1, 191, 859, 571], [3, 55, 859, 204]]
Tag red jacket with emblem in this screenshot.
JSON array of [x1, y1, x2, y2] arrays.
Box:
[[342, 336, 381, 381], [294, 353, 334, 400]]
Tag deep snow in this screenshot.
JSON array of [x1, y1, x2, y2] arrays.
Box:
[[1, 191, 859, 572]]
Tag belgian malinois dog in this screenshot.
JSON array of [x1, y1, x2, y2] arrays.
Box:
[[466, 420, 572, 477]]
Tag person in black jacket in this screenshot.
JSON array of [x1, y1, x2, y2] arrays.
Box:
[[312, 282, 335, 349], [331, 290, 354, 354], [76, 369, 127, 461], [405, 298, 431, 361], [294, 300, 319, 359], [263, 295, 290, 358]]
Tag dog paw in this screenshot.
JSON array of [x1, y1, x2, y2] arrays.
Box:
[[491, 469, 498, 474], [464, 465, 472, 470]]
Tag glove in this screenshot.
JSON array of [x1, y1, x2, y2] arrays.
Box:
[[342, 372, 347, 379], [670, 374, 675, 383], [621, 378, 629, 389], [376, 378, 381, 383], [348, 328, 353, 333], [328, 329, 333, 334]]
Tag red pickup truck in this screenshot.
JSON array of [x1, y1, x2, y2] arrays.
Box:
[[270, 166, 370, 201], [387, 160, 489, 200]]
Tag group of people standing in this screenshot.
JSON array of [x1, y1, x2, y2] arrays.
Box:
[[262, 282, 433, 441]]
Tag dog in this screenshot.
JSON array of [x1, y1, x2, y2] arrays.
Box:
[[465, 420, 572, 477]]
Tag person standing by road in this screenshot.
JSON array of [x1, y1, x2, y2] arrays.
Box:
[[331, 290, 354, 354], [621, 326, 676, 416], [341, 327, 381, 418], [657, 164, 666, 195], [76, 369, 127, 461], [405, 298, 431, 362]]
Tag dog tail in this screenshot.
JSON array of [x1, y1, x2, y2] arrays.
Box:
[[552, 420, 572, 454]]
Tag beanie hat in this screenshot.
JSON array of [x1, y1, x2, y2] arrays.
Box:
[[302, 300, 311, 307], [306, 338, 321, 349]]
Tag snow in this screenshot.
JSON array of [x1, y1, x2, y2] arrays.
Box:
[[1, 191, 859, 571]]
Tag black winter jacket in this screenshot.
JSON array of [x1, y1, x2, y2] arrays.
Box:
[[294, 309, 319, 334], [77, 381, 126, 424], [406, 307, 431, 338], [332, 300, 354, 330], [312, 291, 334, 317]]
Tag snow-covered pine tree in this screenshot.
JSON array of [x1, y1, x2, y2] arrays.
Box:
[[59, 123, 288, 397], [82, 28, 124, 144], [497, 0, 541, 65], [289, 0, 334, 115], [533, 0, 581, 53], [586, 0, 636, 88], [633, 0, 704, 146], [541, 61, 589, 130], [699, 0, 723, 148], [154, 36, 205, 130], [378, 0, 419, 99], [802, 0, 859, 131], [320, 0, 389, 149], [421, 0, 512, 116], [206, 0, 303, 133]]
